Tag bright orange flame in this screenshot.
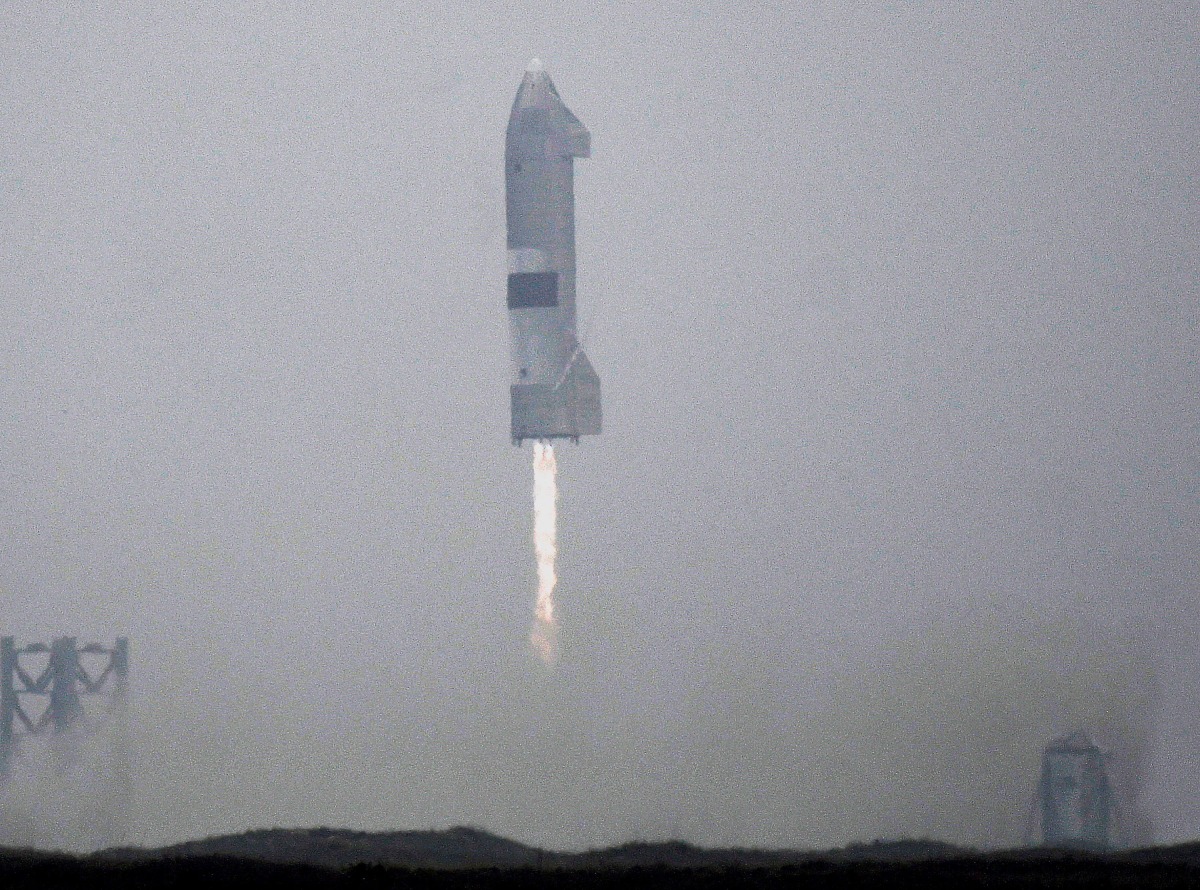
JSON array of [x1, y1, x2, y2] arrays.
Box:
[[530, 440, 558, 664]]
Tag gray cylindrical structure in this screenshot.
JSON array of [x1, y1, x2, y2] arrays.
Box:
[[1039, 731, 1112, 850], [49, 637, 83, 733], [113, 637, 129, 693], [1, 637, 15, 777], [505, 60, 601, 445]]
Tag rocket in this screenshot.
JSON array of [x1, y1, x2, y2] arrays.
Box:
[[506, 59, 601, 445]]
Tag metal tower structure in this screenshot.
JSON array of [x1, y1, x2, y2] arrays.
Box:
[[0, 637, 129, 778]]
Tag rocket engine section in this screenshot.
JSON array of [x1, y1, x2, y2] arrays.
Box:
[[1038, 731, 1112, 850], [506, 60, 601, 445]]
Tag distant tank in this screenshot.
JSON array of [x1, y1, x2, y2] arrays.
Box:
[[1038, 731, 1112, 850]]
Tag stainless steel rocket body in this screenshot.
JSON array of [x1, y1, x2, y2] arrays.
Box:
[[506, 61, 601, 445]]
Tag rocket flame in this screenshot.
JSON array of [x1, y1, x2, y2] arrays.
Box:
[[529, 440, 559, 664]]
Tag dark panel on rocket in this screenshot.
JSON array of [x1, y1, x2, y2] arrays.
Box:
[[507, 272, 559, 308]]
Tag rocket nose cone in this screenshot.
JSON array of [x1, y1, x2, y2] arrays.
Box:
[[511, 58, 573, 124]]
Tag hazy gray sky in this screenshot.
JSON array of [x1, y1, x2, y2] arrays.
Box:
[[0, 1, 1195, 851]]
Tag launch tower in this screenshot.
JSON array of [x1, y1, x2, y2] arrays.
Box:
[[0, 636, 131, 845]]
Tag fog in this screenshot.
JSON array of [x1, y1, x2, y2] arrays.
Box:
[[0, 1, 1195, 851]]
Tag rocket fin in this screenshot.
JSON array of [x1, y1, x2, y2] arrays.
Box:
[[511, 349, 602, 442]]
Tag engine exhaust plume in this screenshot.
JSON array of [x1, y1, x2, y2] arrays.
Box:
[[529, 440, 559, 664]]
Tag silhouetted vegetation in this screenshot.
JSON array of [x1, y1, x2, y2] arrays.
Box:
[[0, 828, 1199, 888], [0, 851, 1198, 889]]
